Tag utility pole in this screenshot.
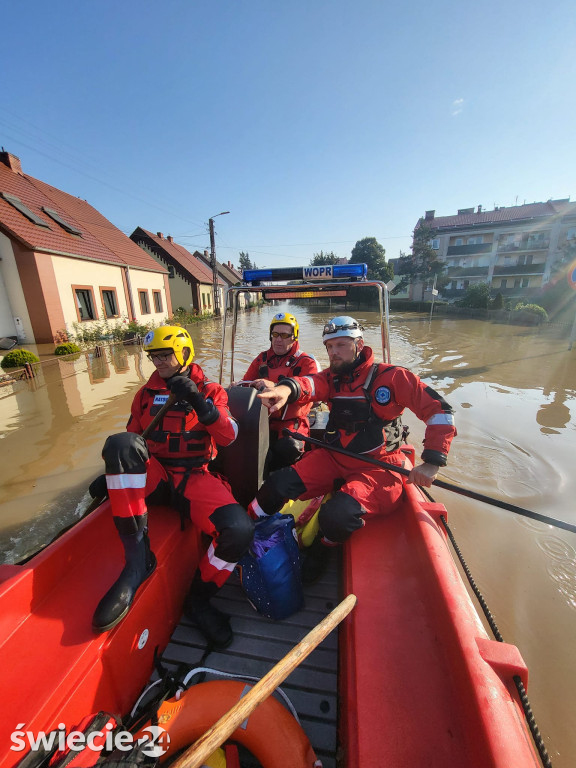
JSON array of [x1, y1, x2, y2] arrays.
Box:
[[208, 211, 229, 316]]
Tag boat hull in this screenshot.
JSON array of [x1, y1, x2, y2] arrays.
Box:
[[339, 481, 540, 767], [0, 501, 199, 768]]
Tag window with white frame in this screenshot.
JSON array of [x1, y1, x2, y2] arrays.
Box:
[[467, 236, 484, 245]]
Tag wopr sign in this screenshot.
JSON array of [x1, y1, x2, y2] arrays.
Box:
[[303, 265, 333, 280]]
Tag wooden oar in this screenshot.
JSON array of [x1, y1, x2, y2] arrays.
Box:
[[84, 394, 177, 514], [170, 593, 357, 768], [284, 429, 576, 535]]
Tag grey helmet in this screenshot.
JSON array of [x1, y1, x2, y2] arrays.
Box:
[[322, 316, 364, 344]]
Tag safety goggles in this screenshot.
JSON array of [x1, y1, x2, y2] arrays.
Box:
[[147, 351, 174, 363], [270, 331, 294, 339], [322, 321, 363, 335]]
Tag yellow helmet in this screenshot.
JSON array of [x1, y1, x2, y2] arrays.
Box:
[[143, 325, 194, 367], [269, 312, 299, 340]]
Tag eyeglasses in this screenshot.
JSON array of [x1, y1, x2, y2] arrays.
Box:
[[271, 331, 294, 339], [147, 351, 174, 363], [322, 322, 363, 335]]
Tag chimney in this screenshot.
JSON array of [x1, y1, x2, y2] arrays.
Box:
[[0, 151, 23, 175], [424, 210, 435, 220], [157, 232, 163, 239], [204, 250, 210, 258], [167, 235, 173, 243], [477, 205, 482, 214]]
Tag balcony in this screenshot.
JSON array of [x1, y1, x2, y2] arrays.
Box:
[[497, 239, 550, 253], [447, 243, 493, 256], [493, 263, 545, 276], [446, 265, 489, 277]]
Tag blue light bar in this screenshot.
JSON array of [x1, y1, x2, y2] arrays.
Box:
[[243, 263, 367, 284]]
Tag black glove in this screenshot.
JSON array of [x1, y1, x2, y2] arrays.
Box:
[[89, 473, 107, 500], [168, 375, 219, 425]]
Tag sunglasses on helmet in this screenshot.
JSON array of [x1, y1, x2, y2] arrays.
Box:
[[322, 321, 363, 335]]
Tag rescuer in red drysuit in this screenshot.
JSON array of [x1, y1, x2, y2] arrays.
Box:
[[237, 312, 320, 472], [92, 326, 254, 648], [248, 316, 457, 583]]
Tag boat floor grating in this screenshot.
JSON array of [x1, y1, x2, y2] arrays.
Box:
[[155, 551, 341, 768]]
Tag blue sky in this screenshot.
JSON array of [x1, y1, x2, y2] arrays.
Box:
[[1, 0, 575, 269]]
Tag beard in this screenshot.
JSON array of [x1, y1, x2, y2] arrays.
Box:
[[329, 358, 358, 375]]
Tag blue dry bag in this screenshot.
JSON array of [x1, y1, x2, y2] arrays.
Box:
[[238, 513, 304, 620]]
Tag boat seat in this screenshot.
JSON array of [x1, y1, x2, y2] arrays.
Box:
[[210, 385, 269, 507]]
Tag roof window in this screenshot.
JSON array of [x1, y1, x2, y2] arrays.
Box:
[[42, 207, 82, 235], [0, 192, 51, 228]]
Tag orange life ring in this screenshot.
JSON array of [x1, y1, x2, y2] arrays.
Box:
[[136, 680, 320, 767]]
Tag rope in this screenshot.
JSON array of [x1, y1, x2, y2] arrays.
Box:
[[419, 486, 553, 767]]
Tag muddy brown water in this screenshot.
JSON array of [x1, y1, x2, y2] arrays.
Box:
[[1, 305, 575, 766]]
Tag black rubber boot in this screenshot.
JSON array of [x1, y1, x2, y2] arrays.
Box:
[[184, 571, 233, 649], [93, 529, 156, 633], [301, 534, 333, 585]]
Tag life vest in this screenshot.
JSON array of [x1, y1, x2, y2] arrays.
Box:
[[134, 680, 321, 768], [251, 346, 318, 433], [257, 347, 312, 379], [325, 364, 404, 454]]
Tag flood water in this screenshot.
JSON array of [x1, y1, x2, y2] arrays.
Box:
[[1, 304, 575, 766]]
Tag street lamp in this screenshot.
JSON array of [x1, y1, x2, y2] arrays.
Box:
[[208, 211, 230, 316]]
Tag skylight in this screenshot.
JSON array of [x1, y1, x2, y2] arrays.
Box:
[[42, 207, 82, 236], [0, 192, 51, 228]]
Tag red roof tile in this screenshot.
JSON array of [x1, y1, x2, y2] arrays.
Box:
[[133, 228, 224, 285], [194, 251, 242, 284], [0, 161, 166, 273]]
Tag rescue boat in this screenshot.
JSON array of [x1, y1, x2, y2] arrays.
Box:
[[0, 265, 546, 767]]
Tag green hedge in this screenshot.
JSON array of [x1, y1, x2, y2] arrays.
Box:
[[0, 349, 40, 370], [54, 342, 82, 356], [513, 302, 549, 323]]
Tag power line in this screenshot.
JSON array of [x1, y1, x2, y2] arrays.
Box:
[[0, 108, 207, 229]]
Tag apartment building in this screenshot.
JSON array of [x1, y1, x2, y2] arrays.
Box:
[[416, 200, 576, 301]]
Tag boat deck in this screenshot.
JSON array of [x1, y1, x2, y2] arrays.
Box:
[[157, 554, 341, 767]]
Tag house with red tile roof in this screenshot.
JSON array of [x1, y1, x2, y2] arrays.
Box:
[[193, 250, 248, 309], [130, 227, 227, 315], [405, 200, 576, 302], [0, 151, 171, 344], [194, 250, 242, 286]]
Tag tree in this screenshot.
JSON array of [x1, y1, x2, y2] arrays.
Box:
[[490, 292, 505, 310], [238, 252, 255, 271], [310, 250, 338, 266], [395, 223, 446, 292], [456, 282, 492, 309], [350, 237, 393, 282]]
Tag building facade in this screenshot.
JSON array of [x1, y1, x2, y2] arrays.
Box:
[[0, 152, 170, 344], [415, 200, 576, 302], [130, 228, 225, 315]]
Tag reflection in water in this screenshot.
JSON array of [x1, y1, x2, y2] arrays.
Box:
[[0, 308, 575, 765], [0, 344, 157, 563]]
